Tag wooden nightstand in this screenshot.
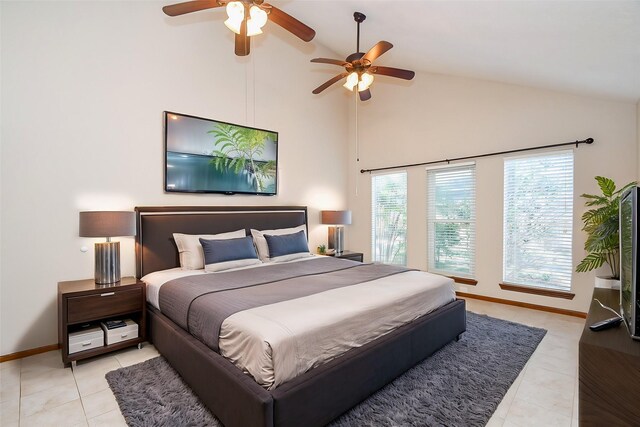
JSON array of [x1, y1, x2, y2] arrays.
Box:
[[58, 276, 146, 369], [332, 250, 364, 262]]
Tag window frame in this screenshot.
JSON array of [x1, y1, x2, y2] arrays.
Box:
[[426, 162, 476, 279], [371, 170, 408, 266], [502, 150, 575, 293]]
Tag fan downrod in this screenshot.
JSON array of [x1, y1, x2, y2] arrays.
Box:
[[347, 11, 367, 62]]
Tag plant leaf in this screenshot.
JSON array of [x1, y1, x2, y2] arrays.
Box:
[[576, 252, 606, 273], [595, 176, 615, 197]]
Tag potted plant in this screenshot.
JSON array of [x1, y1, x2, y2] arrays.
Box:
[[576, 176, 636, 288]]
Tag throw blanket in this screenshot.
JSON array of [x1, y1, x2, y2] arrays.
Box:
[[159, 258, 412, 351]]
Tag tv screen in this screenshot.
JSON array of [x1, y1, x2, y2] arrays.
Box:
[[620, 187, 637, 337], [164, 111, 278, 195]]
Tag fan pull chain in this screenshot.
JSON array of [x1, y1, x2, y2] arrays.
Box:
[[245, 55, 256, 126], [355, 90, 359, 163], [355, 88, 359, 196], [245, 59, 249, 125]]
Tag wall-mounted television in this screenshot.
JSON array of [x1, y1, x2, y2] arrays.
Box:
[[164, 111, 278, 195]]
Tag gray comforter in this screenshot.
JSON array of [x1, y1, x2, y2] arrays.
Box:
[[158, 257, 412, 351]]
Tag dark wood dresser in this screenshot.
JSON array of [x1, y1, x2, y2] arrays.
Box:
[[579, 287, 640, 426]]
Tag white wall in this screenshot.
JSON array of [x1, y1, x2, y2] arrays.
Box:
[[0, 1, 348, 355], [348, 72, 637, 314]]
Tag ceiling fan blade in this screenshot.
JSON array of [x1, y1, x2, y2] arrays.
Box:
[[162, 0, 225, 17], [235, 18, 250, 56], [312, 73, 349, 94], [267, 5, 316, 42], [311, 58, 350, 67], [359, 88, 372, 101], [362, 41, 393, 64], [370, 66, 415, 80]]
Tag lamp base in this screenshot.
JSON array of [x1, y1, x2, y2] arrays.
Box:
[[95, 241, 121, 284], [327, 226, 345, 255]]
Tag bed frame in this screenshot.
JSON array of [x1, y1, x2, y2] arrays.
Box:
[[136, 206, 466, 427]]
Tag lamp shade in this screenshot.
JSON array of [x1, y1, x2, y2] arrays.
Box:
[[79, 211, 136, 237], [321, 210, 352, 225]]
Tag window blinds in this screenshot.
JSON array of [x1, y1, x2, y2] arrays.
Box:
[[427, 164, 476, 277], [503, 151, 574, 291], [371, 172, 407, 265]]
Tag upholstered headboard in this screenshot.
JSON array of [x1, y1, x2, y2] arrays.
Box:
[[135, 206, 308, 278]]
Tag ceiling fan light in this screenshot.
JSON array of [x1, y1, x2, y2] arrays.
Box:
[[224, 17, 242, 34], [250, 6, 268, 28], [224, 1, 244, 34], [358, 72, 374, 91], [226, 1, 244, 20], [343, 72, 359, 91], [246, 22, 262, 36], [246, 6, 267, 37]]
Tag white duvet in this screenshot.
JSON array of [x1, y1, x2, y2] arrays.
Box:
[[143, 259, 455, 390]]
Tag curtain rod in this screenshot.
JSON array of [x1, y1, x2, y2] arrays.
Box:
[[360, 137, 594, 174]]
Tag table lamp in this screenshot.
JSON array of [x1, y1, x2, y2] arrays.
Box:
[[79, 211, 136, 284], [321, 210, 352, 255]]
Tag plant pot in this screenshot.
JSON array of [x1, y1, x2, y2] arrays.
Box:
[[595, 276, 621, 290]]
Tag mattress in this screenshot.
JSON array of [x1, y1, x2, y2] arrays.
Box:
[[143, 257, 455, 389]]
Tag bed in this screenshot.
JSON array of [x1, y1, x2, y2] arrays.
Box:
[[135, 206, 466, 427]]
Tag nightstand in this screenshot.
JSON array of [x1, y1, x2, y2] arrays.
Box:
[[58, 276, 146, 369], [332, 250, 364, 262]]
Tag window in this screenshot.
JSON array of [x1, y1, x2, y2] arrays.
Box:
[[503, 151, 574, 291], [427, 164, 476, 277], [372, 172, 407, 265]]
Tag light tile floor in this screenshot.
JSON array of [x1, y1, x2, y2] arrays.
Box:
[[0, 299, 584, 426]]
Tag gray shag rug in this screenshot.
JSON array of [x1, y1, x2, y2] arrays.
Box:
[[106, 313, 546, 427]]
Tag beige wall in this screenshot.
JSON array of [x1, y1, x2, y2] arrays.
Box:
[[638, 101, 640, 178], [347, 72, 637, 314], [0, 1, 348, 355]]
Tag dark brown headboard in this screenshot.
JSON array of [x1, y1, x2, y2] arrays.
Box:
[[135, 206, 308, 278]]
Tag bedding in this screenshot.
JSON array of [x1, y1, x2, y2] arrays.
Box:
[[145, 257, 455, 390]]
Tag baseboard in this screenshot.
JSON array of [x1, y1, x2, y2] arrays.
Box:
[[0, 343, 61, 363], [456, 291, 587, 318]]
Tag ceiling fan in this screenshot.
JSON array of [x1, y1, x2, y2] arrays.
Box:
[[162, 0, 316, 56], [311, 12, 415, 101]]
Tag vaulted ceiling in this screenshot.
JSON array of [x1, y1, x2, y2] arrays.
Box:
[[282, 0, 640, 102]]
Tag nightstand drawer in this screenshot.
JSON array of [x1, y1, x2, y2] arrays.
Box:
[[67, 288, 142, 323]]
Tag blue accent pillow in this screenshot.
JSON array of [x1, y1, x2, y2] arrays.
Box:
[[264, 230, 309, 258], [199, 236, 258, 264]]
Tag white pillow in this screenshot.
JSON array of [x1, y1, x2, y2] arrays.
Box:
[[205, 258, 262, 272], [173, 229, 246, 270], [250, 225, 307, 261], [269, 253, 314, 263]]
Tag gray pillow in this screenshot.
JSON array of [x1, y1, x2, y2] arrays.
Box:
[[199, 236, 258, 264], [264, 230, 309, 258]]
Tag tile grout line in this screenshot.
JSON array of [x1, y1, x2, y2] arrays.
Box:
[[72, 368, 90, 426], [503, 362, 528, 417], [83, 357, 124, 424]]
